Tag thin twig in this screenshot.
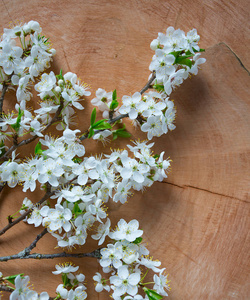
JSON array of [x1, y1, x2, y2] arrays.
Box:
[[0, 285, 13, 293], [0, 98, 64, 162], [0, 176, 81, 237], [22, 228, 48, 256], [0, 182, 6, 193], [139, 71, 156, 94], [0, 83, 8, 116], [79, 71, 156, 141], [0, 249, 101, 262], [0, 191, 53, 236]]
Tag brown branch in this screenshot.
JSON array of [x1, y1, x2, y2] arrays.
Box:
[[0, 83, 8, 116], [0, 98, 64, 162], [0, 191, 53, 236], [0, 175, 80, 236], [0, 285, 13, 293], [23, 228, 48, 255], [79, 72, 156, 141], [139, 71, 156, 94], [0, 248, 101, 262]]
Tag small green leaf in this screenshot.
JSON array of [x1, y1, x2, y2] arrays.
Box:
[[4, 273, 24, 285], [92, 119, 108, 128], [56, 69, 64, 80], [112, 89, 117, 101], [72, 203, 82, 217], [72, 157, 82, 163], [34, 141, 43, 156], [110, 99, 119, 110], [112, 133, 118, 140], [90, 108, 96, 126], [62, 273, 72, 288], [93, 122, 112, 130], [168, 50, 182, 58], [88, 128, 94, 138], [175, 57, 193, 68], [194, 47, 205, 52], [11, 108, 24, 132], [116, 130, 131, 138], [143, 288, 163, 300], [0, 140, 6, 156], [133, 237, 143, 244], [153, 84, 165, 92]]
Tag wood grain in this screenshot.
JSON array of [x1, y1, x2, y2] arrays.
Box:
[[0, 1, 249, 299]]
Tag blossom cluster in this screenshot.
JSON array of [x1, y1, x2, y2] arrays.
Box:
[[0, 20, 56, 107], [91, 28, 205, 142], [93, 219, 170, 299], [8, 274, 49, 300], [1, 266, 87, 300], [0, 70, 91, 148], [150, 26, 206, 95], [14, 138, 170, 249], [52, 264, 87, 300]]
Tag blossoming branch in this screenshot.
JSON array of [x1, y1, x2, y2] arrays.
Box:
[[0, 20, 205, 300]]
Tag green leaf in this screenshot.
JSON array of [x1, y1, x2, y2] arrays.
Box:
[[133, 237, 143, 244], [56, 69, 64, 80], [4, 273, 24, 285], [0, 140, 6, 156], [168, 50, 182, 58], [93, 121, 112, 130], [112, 89, 117, 101], [62, 273, 72, 288], [91, 119, 107, 128], [88, 127, 94, 138], [110, 99, 119, 110], [153, 83, 165, 92], [110, 89, 119, 110], [90, 108, 96, 126], [34, 141, 43, 156], [116, 130, 131, 138], [72, 203, 82, 217], [72, 157, 82, 164], [175, 57, 193, 68], [11, 108, 24, 132], [143, 288, 163, 300], [112, 133, 118, 140]]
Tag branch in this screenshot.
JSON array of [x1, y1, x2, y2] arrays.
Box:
[[21, 228, 48, 257], [79, 72, 156, 141], [0, 176, 79, 236], [0, 191, 53, 236], [0, 182, 6, 193], [0, 285, 13, 293], [0, 248, 101, 262], [0, 83, 8, 116], [0, 98, 64, 162], [139, 71, 156, 94]]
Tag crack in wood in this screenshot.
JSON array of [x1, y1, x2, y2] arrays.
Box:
[[216, 42, 249, 75], [2, 0, 13, 23], [158, 181, 249, 204]]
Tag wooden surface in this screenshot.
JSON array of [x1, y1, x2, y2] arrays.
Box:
[[0, 1, 249, 299]]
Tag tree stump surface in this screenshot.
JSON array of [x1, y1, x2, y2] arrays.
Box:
[[0, 1, 249, 299]]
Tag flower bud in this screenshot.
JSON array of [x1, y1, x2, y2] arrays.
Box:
[[150, 39, 159, 50], [49, 48, 56, 56], [58, 79, 64, 86], [54, 86, 61, 93]]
